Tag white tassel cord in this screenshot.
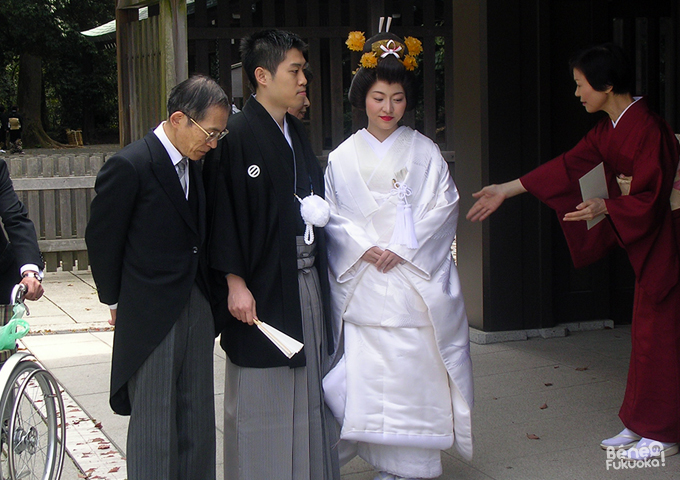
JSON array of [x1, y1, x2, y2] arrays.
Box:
[[389, 182, 419, 249], [296, 193, 331, 245], [304, 224, 315, 246], [390, 203, 419, 249]]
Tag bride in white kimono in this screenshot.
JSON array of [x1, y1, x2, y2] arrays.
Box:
[[323, 26, 473, 480]]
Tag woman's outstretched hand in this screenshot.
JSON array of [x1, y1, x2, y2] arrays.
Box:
[[466, 179, 527, 222]]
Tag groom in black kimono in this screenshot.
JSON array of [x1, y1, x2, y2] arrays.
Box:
[[204, 29, 339, 480]]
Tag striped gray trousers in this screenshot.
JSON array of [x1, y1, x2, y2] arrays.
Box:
[[126, 284, 216, 480]]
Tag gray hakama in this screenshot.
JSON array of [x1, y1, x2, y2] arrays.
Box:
[[223, 237, 340, 480]]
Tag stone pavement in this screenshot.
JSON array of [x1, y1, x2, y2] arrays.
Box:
[[13, 270, 679, 479]]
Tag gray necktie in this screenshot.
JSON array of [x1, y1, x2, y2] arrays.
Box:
[[176, 157, 188, 198]]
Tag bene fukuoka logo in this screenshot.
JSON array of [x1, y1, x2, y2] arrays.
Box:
[[605, 442, 667, 470]]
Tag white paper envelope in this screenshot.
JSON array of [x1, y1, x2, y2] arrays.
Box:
[[579, 162, 609, 230]]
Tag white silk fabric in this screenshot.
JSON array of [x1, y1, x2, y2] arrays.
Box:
[[324, 127, 474, 462]]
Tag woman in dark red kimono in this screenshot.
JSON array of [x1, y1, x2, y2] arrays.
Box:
[[467, 43, 680, 461]]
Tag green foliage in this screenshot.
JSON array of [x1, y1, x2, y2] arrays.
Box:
[[0, 0, 68, 57], [0, 0, 117, 142], [0, 62, 18, 105], [43, 27, 119, 135]]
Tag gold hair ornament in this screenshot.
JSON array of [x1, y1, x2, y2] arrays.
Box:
[[346, 17, 423, 72]]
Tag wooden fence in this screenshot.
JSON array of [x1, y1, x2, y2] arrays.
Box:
[[7, 153, 115, 272], [4, 149, 455, 272]]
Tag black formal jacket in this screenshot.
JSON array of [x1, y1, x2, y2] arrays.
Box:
[[86, 132, 210, 415], [204, 97, 332, 368], [0, 159, 43, 303]]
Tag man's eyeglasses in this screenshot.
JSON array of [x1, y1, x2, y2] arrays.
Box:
[[187, 115, 228, 144]]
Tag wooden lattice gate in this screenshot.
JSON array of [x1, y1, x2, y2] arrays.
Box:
[[188, 0, 454, 156]]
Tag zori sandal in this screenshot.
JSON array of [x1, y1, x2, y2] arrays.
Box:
[[625, 438, 679, 461], [600, 428, 641, 450]]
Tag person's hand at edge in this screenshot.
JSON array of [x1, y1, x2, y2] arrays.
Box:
[[226, 274, 257, 325], [20, 272, 43, 301]]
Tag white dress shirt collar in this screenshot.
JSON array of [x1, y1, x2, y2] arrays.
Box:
[[153, 122, 185, 167], [154, 122, 189, 199]]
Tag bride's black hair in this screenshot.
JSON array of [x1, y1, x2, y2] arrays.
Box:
[[348, 32, 417, 111]]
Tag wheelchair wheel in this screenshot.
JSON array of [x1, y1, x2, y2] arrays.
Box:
[[0, 360, 40, 480], [2, 361, 65, 480]]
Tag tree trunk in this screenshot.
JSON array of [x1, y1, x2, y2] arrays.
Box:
[[17, 53, 63, 148]]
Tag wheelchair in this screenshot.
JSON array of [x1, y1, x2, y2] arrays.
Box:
[[0, 284, 66, 480]]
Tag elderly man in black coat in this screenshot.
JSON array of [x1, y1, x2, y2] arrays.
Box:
[[86, 75, 229, 480]]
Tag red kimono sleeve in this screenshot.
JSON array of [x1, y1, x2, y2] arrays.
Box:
[[520, 122, 620, 269], [603, 119, 680, 301], [522, 104, 680, 302]]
